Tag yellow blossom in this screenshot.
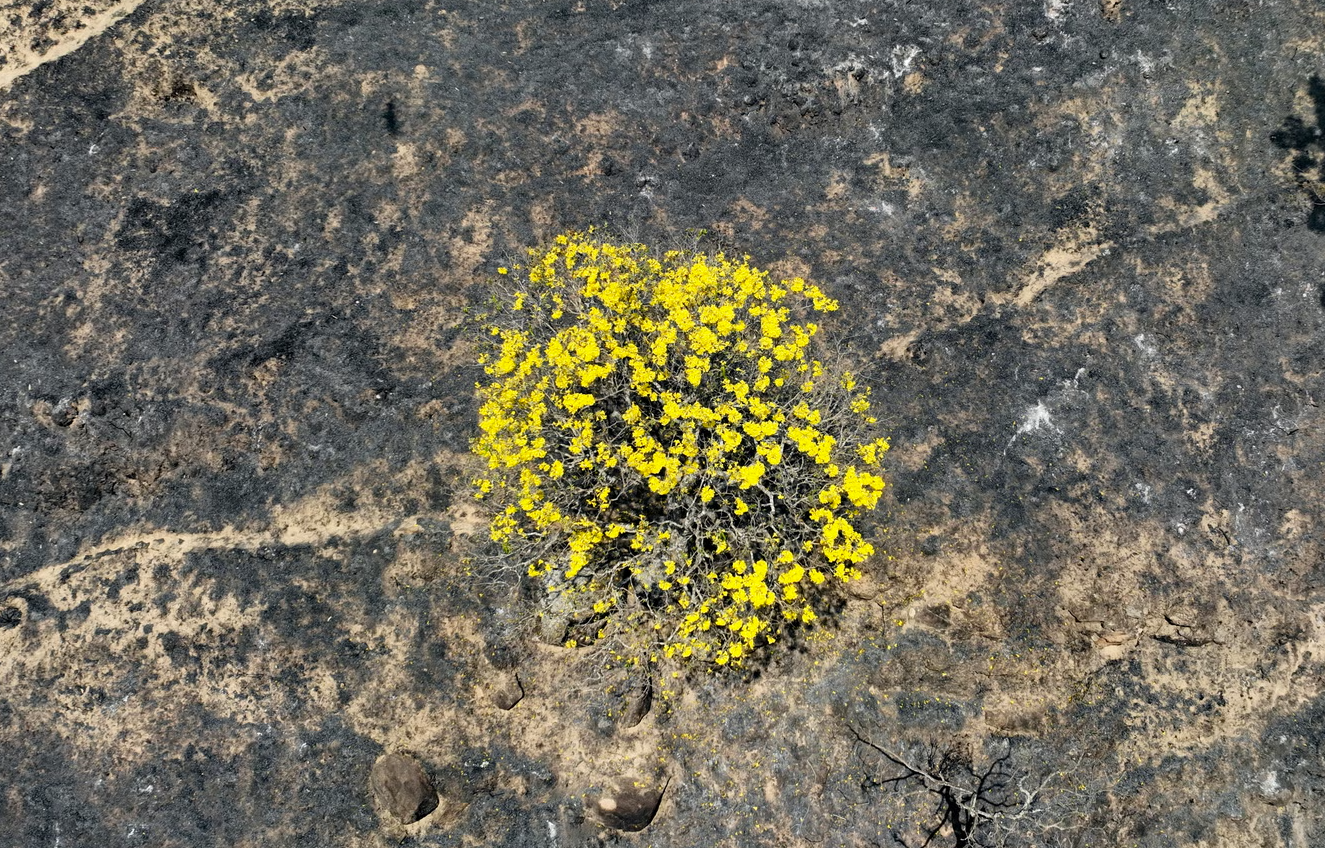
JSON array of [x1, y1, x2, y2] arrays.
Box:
[[472, 230, 886, 669]]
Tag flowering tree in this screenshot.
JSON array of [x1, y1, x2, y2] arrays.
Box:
[[471, 232, 888, 667]]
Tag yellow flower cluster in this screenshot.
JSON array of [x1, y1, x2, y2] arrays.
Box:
[[472, 231, 889, 667]]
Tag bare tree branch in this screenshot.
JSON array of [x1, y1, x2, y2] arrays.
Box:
[[847, 723, 1101, 848]]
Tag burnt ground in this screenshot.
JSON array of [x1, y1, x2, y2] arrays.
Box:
[[2, 1, 1324, 846]]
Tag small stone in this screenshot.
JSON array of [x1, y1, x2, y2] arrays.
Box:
[[538, 613, 568, 645], [1256, 770, 1292, 806], [370, 753, 438, 824], [619, 677, 652, 728], [594, 782, 664, 831], [1095, 630, 1133, 661], [1097, 629, 1131, 646], [540, 590, 597, 645], [915, 603, 951, 629], [1068, 604, 1110, 628], [51, 398, 77, 427], [492, 673, 524, 710]]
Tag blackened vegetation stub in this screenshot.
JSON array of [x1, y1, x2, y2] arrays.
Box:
[[0, 604, 22, 628]]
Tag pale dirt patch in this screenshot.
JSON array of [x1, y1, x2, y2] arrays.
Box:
[[0, 0, 147, 93]]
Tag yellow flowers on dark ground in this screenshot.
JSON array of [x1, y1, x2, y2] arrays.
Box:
[[471, 231, 888, 668]]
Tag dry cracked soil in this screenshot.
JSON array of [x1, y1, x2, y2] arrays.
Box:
[[2, 1, 1325, 846]]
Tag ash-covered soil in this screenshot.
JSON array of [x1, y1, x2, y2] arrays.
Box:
[[2, 1, 1324, 846]]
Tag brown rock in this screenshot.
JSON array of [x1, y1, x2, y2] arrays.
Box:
[[594, 781, 665, 832], [1066, 603, 1112, 631], [492, 672, 524, 710], [618, 676, 652, 728], [1097, 629, 1132, 646], [915, 603, 952, 630], [370, 753, 438, 824], [1095, 630, 1134, 661], [538, 612, 569, 645]]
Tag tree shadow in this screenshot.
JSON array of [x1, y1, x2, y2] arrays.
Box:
[[1270, 75, 1325, 232]]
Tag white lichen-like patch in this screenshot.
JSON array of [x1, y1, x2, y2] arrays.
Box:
[[889, 45, 923, 78], [1018, 401, 1057, 436], [1006, 370, 1091, 453], [1006, 400, 1058, 453]]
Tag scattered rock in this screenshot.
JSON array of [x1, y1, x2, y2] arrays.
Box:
[[593, 781, 665, 831], [1152, 605, 1221, 647], [1153, 626, 1217, 648], [370, 753, 438, 824], [492, 672, 524, 710]]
